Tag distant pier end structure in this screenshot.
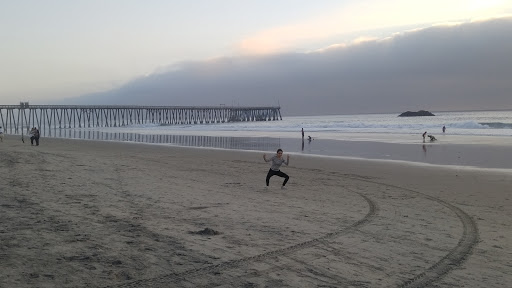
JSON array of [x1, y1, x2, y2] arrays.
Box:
[[0, 103, 282, 134]]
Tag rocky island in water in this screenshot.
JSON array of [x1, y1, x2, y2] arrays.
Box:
[[398, 110, 435, 117]]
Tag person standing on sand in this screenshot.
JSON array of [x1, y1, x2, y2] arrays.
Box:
[[29, 127, 36, 145], [34, 128, 40, 146], [443, 126, 446, 133], [301, 128, 304, 139], [263, 149, 290, 189], [30, 127, 40, 146], [422, 131, 427, 142]]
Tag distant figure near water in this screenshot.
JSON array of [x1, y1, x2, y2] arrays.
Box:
[[422, 131, 427, 142], [301, 128, 305, 151], [442, 126, 446, 133]]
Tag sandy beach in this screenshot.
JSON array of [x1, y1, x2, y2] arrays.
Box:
[[1, 137, 511, 287]]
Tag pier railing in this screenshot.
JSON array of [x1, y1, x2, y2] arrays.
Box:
[[0, 104, 282, 134]]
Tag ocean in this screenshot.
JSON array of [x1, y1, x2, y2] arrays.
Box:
[[37, 110, 512, 170]]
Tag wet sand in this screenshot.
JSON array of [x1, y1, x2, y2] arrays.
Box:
[[22, 129, 512, 170], [0, 137, 511, 287]]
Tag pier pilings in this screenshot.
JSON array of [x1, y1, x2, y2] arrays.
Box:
[[0, 105, 282, 135]]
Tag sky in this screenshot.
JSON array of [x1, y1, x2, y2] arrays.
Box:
[[1, 0, 512, 115]]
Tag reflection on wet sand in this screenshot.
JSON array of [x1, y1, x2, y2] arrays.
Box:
[[34, 128, 512, 170], [44, 129, 281, 152]]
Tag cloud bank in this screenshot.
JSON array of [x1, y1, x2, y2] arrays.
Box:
[[68, 17, 512, 116]]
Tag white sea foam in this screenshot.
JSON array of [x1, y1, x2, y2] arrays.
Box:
[[99, 110, 512, 138]]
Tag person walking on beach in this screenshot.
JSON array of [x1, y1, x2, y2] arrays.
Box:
[[263, 149, 290, 189], [422, 131, 427, 142], [442, 126, 446, 133], [301, 128, 304, 139]]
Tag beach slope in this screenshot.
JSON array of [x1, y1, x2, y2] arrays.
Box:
[[1, 137, 510, 287]]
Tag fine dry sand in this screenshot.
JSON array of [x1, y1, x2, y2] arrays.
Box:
[[1, 137, 511, 287]]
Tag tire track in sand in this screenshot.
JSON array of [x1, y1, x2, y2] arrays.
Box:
[[388, 184, 479, 288], [338, 176, 479, 288], [108, 177, 478, 288], [108, 192, 377, 288], [324, 174, 479, 288]]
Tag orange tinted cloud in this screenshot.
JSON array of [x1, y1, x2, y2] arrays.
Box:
[[236, 0, 512, 55]]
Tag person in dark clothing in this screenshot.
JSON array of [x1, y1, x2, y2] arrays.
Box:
[[263, 149, 290, 189], [34, 128, 40, 146], [29, 127, 36, 145], [30, 127, 40, 146]]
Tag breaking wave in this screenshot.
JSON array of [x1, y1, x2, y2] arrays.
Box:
[[479, 122, 512, 129]]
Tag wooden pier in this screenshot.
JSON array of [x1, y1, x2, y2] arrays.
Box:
[[0, 104, 282, 134]]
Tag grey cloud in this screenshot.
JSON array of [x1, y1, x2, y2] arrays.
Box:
[[67, 17, 512, 115]]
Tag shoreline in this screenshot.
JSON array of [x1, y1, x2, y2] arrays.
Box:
[[6, 130, 511, 170]]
